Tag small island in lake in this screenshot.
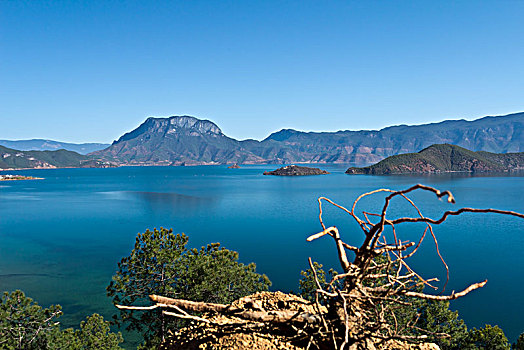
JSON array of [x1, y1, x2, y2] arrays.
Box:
[[228, 163, 240, 169], [0, 174, 43, 181], [346, 144, 524, 175], [263, 165, 329, 176]]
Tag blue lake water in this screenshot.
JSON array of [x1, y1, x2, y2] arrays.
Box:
[[0, 165, 523, 344]]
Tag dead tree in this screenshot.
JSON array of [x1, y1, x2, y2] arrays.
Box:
[[116, 184, 524, 349], [304, 184, 524, 349]]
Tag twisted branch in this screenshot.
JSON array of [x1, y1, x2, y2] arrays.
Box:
[[305, 184, 523, 348]]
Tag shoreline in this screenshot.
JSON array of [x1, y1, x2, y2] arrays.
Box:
[[0, 162, 355, 172], [347, 168, 524, 176]]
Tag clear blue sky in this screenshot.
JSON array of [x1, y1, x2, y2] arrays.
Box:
[[1, 1, 523, 143]]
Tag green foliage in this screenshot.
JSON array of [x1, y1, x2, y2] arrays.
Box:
[[0, 290, 123, 350], [179, 243, 271, 304], [513, 332, 524, 350], [46, 314, 123, 350], [298, 261, 339, 303], [75, 314, 124, 349], [410, 299, 468, 350], [107, 227, 271, 346], [107, 228, 188, 346], [45, 328, 82, 350], [0, 290, 62, 349], [299, 261, 326, 302], [460, 325, 511, 350]]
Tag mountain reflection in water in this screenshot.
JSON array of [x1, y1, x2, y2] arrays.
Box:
[[132, 191, 214, 212]]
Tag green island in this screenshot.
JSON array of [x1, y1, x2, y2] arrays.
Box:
[[346, 144, 524, 175]]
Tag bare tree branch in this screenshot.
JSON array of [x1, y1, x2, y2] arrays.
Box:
[[402, 280, 488, 301]]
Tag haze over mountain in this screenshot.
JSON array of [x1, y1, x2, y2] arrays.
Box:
[[92, 112, 524, 166], [0, 139, 109, 154], [346, 144, 524, 175]]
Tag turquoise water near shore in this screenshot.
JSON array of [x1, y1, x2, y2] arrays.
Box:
[[1, 165, 523, 344]]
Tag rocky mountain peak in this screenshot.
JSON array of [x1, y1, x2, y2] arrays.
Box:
[[114, 115, 223, 144], [147, 116, 223, 135]]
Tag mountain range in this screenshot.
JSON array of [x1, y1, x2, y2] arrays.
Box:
[[0, 139, 109, 154], [91, 112, 524, 166], [346, 144, 524, 175], [1, 112, 522, 169]]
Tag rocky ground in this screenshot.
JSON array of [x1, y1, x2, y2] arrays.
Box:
[[161, 292, 440, 350]]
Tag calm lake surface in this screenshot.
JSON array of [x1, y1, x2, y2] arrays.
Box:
[[1, 165, 523, 343]]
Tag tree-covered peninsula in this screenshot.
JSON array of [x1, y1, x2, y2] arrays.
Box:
[[346, 144, 524, 175]]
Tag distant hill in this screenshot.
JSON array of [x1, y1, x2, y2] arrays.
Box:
[[0, 145, 115, 170], [93, 112, 524, 166], [0, 139, 109, 154], [345, 144, 524, 175]]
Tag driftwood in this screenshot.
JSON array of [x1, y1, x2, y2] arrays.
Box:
[[115, 184, 524, 350]]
